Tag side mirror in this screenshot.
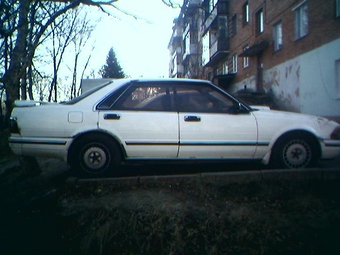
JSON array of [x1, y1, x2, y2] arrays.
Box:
[[232, 102, 248, 114]]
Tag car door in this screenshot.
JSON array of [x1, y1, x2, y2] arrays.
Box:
[[97, 81, 179, 158], [176, 82, 258, 159]]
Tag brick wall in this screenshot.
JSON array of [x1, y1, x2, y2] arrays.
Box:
[[228, 0, 340, 86]]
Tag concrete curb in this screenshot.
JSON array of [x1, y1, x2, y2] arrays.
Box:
[[67, 168, 340, 187]]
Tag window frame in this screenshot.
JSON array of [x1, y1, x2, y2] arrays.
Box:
[[243, 1, 250, 25], [336, 59, 340, 99], [184, 30, 190, 55], [256, 8, 264, 35], [232, 54, 238, 73], [243, 45, 249, 68], [293, 1, 309, 40], [273, 21, 283, 51], [230, 14, 237, 37]]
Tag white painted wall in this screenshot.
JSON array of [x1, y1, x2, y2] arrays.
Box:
[[299, 39, 340, 117], [264, 59, 301, 112], [233, 38, 340, 118]]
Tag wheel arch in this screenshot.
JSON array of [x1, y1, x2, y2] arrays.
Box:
[[269, 129, 321, 164], [67, 130, 127, 164]]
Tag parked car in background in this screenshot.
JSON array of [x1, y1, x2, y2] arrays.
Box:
[[9, 78, 340, 176]]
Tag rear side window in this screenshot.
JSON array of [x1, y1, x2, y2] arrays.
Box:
[[112, 83, 175, 111], [97, 84, 131, 110]]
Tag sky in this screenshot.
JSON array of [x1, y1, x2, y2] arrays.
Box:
[[88, 0, 181, 78]]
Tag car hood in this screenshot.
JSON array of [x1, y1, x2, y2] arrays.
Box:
[[251, 108, 339, 138], [250, 105, 271, 111]]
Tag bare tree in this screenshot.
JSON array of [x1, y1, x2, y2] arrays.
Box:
[[0, 0, 178, 124], [45, 7, 80, 102], [67, 11, 97, 100], [0, 0, 120, 123]]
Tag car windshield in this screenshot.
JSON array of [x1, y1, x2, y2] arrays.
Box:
[[62, 81, 112, 105]]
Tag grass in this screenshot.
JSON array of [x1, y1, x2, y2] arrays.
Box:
[[61, 179, 340, 255]]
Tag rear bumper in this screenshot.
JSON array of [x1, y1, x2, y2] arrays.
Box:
[[8, 136, 71, 161]]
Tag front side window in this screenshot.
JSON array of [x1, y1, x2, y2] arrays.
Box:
[[175, 84, 236, 113], [273, 21, 283, 51], [337, 0, 340, 18], [294, 1, 308, 39]]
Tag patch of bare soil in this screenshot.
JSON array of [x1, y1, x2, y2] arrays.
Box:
[[1, 157, 340, 255]]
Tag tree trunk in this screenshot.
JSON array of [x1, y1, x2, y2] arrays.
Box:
[[3, 0, 30, 123]]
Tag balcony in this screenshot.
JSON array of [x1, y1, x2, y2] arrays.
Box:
[[171, 64, 184, 78], [183, 43, 198, 61], [205, 38, 229, 66], [203, 0, 229, 34]]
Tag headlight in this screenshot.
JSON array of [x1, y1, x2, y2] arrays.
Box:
[[331, 126, 340, 140]]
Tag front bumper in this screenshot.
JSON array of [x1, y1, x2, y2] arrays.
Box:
[[321, 140, 340, 159]]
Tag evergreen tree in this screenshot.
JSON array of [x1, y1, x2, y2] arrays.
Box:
[[100, 48, 125, 78]]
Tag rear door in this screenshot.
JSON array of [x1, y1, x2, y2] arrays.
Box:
[[175, 82, 258, 159], [98, 81, 179, 158]]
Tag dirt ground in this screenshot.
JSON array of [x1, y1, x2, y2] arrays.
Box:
[[1, 155, 340, 255]]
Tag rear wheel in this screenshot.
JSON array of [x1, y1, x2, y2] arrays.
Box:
[[271, 133, 319, 169], [69, 134, 121, 177]]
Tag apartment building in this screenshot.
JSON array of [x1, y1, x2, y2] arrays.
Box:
[[168, 0, 340, 119]]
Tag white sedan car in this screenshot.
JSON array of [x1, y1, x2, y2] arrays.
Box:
[[9, 78, 340, 176]]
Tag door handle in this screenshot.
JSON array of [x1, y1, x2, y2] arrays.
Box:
[[104, 114, 121, 120], [184, 116, 201, 122]]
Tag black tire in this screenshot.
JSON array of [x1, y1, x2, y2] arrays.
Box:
[[271, 133, 319, 169], [69, 134, 121, 177]]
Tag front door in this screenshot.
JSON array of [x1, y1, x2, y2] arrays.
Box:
[[175, 83, 258, 159]]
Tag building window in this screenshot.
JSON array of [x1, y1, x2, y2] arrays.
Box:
[[210, 29, 218, 46], [230, 14, 237, 37], [222, 61, 229, 74], [243, 46, 249, 68], [243, 1, 249, 25], [184, 31, 190, 55], [336, 0, 340, 18], [232, 54, 238, 73], [294, 1, 308, 40], [256, 8, 264, 34], [336, 60, 340, 98], [202, 33, 210, 66], [273, 21, 283, 51], [204, 0, 218, 15]]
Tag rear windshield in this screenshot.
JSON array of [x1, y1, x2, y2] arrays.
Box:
[[62, 81, 112, 105]]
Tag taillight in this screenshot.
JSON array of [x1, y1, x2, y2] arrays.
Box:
[[9, 117, 20, 134]]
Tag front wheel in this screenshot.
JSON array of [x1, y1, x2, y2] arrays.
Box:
[[271, 133, 319, 169], [69, 134, 121, 177]]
